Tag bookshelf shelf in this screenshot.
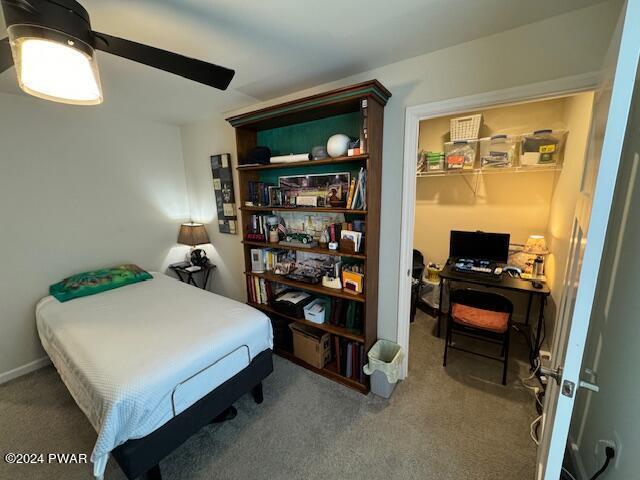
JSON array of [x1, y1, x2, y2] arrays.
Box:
[[240, 206, 367, 215], [247, 302, 365, 343], [229, 80, 390, 394], [246, 271, 366, 303], [242, 240, 367, 260], [237, 153, 368, 171], [274, 348, 367, 393]]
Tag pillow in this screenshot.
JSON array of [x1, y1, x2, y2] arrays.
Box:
[[50, 264, 153, 303]]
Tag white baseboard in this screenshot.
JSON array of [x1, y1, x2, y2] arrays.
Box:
[[568, 437, 588, 480], [0, 357, 51, 385]]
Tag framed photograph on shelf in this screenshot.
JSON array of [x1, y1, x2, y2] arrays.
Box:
[[278, 172, 350, 206], [268, 186, 283, 207]]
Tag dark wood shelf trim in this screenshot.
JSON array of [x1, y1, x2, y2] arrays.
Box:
[[226, 80, 391, 128], [237, 154, 368, 171], [274, 348, 368, 394], [245, 271, 365, 303], [248, 302, 365, 343], [242, 240, 366, 260], [240, 206, 367, 215]]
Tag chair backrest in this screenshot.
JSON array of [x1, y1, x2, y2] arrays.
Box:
[[450, 289, 513, 314], [412, 249, 425, 280]]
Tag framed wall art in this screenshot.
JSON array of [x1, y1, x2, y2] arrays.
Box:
[[210, 153, 237, 234]]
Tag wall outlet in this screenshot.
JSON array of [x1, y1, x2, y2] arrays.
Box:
[[539, 350, 552, 364], [595, 431, 621, 470]]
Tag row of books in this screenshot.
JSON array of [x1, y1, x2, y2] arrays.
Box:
[[326, 297, 363, 332], [335, 337, 366, 383], [345, 167, 367, 210], [247, 277, 272, 305], [261, 248, 291, 271], [247, 182, 271, 207], [246, 214, 268, 241]]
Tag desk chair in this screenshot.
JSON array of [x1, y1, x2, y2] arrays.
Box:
[[443, 289, 513, 385], [411, 250, 425, 323]]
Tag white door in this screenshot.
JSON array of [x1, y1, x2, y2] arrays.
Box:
[[536, 1, 640, 479]]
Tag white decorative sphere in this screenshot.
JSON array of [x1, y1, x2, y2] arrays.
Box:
[[327, 134, 350, 157]]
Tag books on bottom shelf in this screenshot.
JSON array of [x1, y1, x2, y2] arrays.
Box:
[[247, 276, 272, 305], [335, 337, 365, 384]]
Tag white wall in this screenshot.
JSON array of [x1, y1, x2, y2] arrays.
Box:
[[568, 69, 640, 480], [414, 97, 569, 265], [179, 117, 246, 301], [544, 92, 595, 344], [0, 92, 189, 378], [181, 2, 620, 342]]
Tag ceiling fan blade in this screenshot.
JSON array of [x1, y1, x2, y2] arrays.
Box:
[[1, 38, 14, 73], [1, 0, 38, 14], [93, 32, 235, 90]]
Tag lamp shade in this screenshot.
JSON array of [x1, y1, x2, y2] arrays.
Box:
[[523, 235, 549, 255], [177, 223, 210, 247]]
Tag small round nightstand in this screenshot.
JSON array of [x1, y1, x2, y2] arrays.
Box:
[[169, 264, 216, 290]]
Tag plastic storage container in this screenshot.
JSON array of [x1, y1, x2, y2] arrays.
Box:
[[520, 129, 568, 167], [303, 298, 326, 324], [445, 141, 477, 170], [426, 151, 445, 172], [479, 134, 520, 169], [363, 340, 403, 398]]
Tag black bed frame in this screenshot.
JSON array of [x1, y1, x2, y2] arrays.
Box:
[[111, 349, 273, 480]]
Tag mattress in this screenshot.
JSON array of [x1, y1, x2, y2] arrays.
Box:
[[36, 272, 272, 479]]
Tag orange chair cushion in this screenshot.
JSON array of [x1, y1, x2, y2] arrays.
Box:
[[451, 303, 509, 333]]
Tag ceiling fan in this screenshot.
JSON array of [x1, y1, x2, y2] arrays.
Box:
[[0, 0, 235, 105]]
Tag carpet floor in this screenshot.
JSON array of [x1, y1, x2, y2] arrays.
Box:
[[0, 311, 537, 479]]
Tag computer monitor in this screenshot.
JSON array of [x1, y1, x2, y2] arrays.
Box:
[[449, 230, 510, 263]]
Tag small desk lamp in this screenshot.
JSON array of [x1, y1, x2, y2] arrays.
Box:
[[523, 235, 549, 277], [178, 222, 211, 266]]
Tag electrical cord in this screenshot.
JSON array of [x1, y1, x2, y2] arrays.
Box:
[[530, 414, 542, 445], [521, 357, 544, 408], [589, 447, 615, 480], [561, 467, 578, 480]]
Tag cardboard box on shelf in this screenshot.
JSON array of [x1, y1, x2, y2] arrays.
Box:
[[289, 323, 332, 368]]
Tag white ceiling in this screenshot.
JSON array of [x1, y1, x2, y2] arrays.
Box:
[[0, 0, 607, 125]]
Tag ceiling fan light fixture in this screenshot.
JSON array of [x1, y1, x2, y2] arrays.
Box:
[[8, 24, 103, 105]]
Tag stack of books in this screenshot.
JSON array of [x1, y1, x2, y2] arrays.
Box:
[[327, 299, 363, 333], [247, 182, 272, 206], [345, 168, 367, 210], [247, 277, 272, 305], [245, 214, 268, 241], [335, 338, 365, 383]]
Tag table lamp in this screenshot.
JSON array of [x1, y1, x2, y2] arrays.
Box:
[[523, 235, 549, 277], [178, 222, 211, 265]]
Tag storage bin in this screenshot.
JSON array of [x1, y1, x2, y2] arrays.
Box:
[[426, 151, 445, 172], [303, 298, 326, 324], [445, 141, 477, 170], [479, 135, 519, 168], [450, 113, 482, 141], [521, 129, 568, 167], [289, 323, 332, 368]]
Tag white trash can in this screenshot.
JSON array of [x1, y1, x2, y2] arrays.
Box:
[[363, 340, 403, 398]]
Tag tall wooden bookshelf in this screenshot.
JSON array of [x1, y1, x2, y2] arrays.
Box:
[[227, 80, 391, 393]]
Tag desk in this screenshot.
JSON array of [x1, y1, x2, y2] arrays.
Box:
[[437, 264, 550, 365]]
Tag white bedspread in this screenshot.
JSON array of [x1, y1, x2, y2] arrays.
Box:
[[35, 273, 272, 479]]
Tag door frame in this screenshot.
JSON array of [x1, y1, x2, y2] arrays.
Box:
[[396, 72, 599, 378]]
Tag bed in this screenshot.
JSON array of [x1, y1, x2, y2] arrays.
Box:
[[36, 272, 273, 480]]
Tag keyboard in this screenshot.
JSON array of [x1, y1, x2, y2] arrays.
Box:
[[454, 258, 502, 276]]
